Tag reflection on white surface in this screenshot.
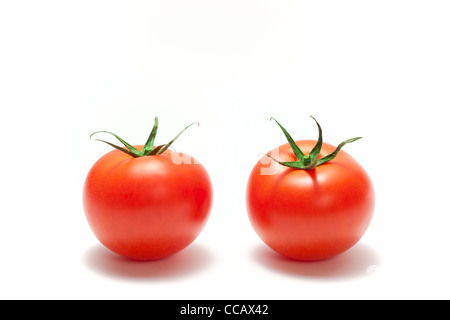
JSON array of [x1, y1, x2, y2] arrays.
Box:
[[252, 242, 382, 280], [84, 243, 214, 281]]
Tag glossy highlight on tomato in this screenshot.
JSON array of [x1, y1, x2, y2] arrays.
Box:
[[246, 118, 375, 261]]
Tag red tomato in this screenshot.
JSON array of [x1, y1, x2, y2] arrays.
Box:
[[247, 134, 374, 261], [83, 119, 213, 260]]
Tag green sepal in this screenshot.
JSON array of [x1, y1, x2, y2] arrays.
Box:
[[316, 136, 362, 166], [148, 144, 165, 155], [303, 116, 322, 169], [90, 131, 142, 157], [91, 138, 141, 158], [155, 121, 199, 155], [142, 117, 159, 156], [270, 118, 305, 165]]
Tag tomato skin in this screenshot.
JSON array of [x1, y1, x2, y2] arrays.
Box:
[[83, 146, 213, 260], [246, 140, 374, 260]]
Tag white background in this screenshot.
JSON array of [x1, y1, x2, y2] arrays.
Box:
[[1, 0, 449, 300]]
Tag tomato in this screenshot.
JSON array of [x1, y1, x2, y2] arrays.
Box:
[[83, 118, 213, 260], [246, 117, 374, 260]]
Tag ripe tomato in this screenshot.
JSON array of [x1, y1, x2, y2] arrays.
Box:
[[246, 117, 374, 260], [83, 118, 213, 260]]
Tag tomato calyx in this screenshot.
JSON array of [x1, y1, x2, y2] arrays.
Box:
[[266, 116, 362, 170], [90, 117, 199, 158]]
